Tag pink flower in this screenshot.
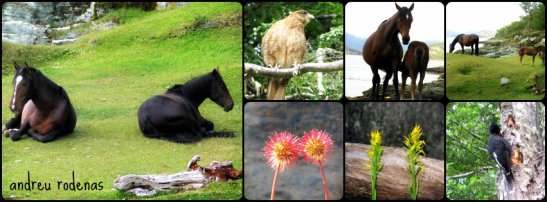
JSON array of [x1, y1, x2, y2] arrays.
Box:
[[264, 131, 300, 172], [299, 129, 333, 165]]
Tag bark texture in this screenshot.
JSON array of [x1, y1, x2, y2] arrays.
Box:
[[497, 102, 545, 200]]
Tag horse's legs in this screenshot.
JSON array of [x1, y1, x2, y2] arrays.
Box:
[[520, 55, 523, 65], [28, 129, 60, 143], [475, 43, 479, 56], [401, 74, 408, 98], [392, 68, 400, 100], [471, 45, 475, 56], [371, 68, 380, 100], [194, 111, 214, 131], [381, 70, 393, 100], [418, 71, 426, 100], [532, 55, 535, 66], [460, 44, 464, 54], [410, 71, 417, 100], [8, 122, 30, 141], [3, 117, 21, 137]]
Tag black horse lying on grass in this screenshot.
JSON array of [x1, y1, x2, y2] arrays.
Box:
[[3, 62, 77, 143], [138, 68, 235, 143]]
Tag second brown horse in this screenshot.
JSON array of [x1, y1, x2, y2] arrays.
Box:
[[363, 3, 414, 100], [519, 46, 544, 66], [400, 41, 429, 100]]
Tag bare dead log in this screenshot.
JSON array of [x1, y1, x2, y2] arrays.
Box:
[[244, 60, 343, 78], [345, 143, 444, 200], [114, 155, 242, 197]]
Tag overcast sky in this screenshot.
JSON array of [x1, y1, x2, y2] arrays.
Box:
[[446, 2, 524, 33], [346, 2, 445, 42]]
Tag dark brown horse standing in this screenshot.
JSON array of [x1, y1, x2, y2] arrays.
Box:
[[519, 46, 544, 66], [363, 2, 414, 100], [400, 41, 429, 100], [3, 63, 77, 143], [449, 34, 479, 56]]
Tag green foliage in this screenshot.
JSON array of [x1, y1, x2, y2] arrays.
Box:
[[2, 2, 242, 199], [318, 26, 343, 50], [446, 103, 499, 200], [495, 3, 544, 40], [244, 2, 343, 100], [446, 54, 545, 100]]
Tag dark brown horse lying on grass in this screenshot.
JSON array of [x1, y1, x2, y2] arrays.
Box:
[[137, 68, 234, 143], [400, 41, 429, 100], [519, 46, 544, 66], [3, 63, 77, 143]]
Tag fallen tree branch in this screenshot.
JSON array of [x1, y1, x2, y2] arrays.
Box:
[[244, 60, 343, 78], [114, 155, 242, 197], [446, 166, 495, 180], [345, 143, 444, 200]]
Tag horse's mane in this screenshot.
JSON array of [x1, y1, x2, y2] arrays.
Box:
[[166, 72, 213, 96], [450, 34, 463, 47], [27, 67, 70, 100]]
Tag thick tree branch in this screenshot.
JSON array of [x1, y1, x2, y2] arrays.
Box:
[[244, 60, 343, 78], [446, 166, 495, 180]]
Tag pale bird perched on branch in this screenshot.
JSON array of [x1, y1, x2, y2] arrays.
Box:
[[261, 10, 314, 100]]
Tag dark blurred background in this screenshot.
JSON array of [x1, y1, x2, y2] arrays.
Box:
[[345, 102, 445, 160], [244, 102, 343, 200]]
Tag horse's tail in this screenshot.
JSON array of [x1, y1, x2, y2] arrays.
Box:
[[205, 131, 235, 138], [415, 46, 425, 72]]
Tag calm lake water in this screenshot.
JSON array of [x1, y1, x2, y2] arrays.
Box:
[[345, 54, 443, 97]]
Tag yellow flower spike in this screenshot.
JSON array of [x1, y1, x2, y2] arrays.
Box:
[[367, 130, 383, 200], [404, 124, 426, 200]]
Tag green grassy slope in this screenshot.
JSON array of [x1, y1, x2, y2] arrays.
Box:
[[446, 54, 545, 100], [2, 2, 242, 200]]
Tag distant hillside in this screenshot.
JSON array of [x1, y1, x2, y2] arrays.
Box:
[[345, 32, 443, 56], [345, 33, 365, 54]]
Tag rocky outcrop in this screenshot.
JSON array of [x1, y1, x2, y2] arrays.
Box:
[[2, 2, 104, 45]]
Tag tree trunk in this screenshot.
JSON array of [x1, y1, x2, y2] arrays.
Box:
[[345, 143, 444, 200], [498, 102, 545, 200]]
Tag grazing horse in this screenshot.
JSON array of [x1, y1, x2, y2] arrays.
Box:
[[400, 41, 429, 100], [2, 63, 77, 143], [449, 34, 479, 56], [519, 46, 544, 66], [540, 50, 545, 64], [138, 68, 235, 143], [363, 2, 414, 100]]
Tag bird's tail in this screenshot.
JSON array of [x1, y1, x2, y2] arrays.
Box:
[[505, 170, 514, 189], [267, 78, 289, 100]]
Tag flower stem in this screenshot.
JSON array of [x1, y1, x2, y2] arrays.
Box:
[[371, 173, 377, 200], [271, 163, 281, 200], [319, 160, 329, 200]]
